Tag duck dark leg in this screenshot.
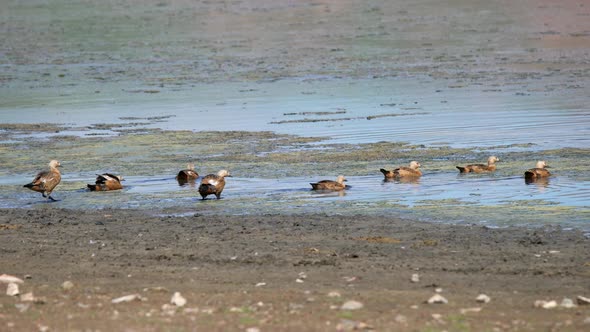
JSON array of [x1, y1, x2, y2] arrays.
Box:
[[48, 195, 57, 202]]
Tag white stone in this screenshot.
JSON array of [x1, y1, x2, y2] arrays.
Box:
[[6, 283, 19, 296], [61, 281, 74, 291], [460, 307, 482, 314], [161, 303, 177, 316], [0, 274, 24, 284], [295, 278, 304, 283], [534, 300, 557, 309], [171, 292, 187, 307], [410, 274, 420, 283], [255, 282, 266, 287], [560, 298, 576, 309], [246, 328, 260, 332], [327, 291, 341, 298], [20, 292, 35, 302], [578, 296, 590, 305], [427, 294, 448, 304], [431, 313, 444, 322], [476, 294, 491, 303], [341, 300, 364, 310], [111, 294, 144, 304]]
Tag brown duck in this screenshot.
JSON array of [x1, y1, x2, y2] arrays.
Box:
[[176, 163, 199, 183], [23, 160, 62, 201], [87, 173, 124, 191], [456, 156, 499, 173], [524, 161, 551, 180], [198, 169, 231, 199], [310, 175, 347, 191], [380, 161, 422, 179]]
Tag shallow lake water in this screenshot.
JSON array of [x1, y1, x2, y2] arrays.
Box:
[[1, 0, 589, 230]]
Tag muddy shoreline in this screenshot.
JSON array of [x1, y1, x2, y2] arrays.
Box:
[[1, 208, 589, 331]]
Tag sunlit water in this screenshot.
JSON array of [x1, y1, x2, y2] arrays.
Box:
[[1, 79, 589, 229], [2, 171, 588, 230], [2, 79, 589, 148]]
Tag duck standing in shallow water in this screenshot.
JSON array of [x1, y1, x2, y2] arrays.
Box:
[[524, 161, 551, 181], [310, 175, 347, 191], [456, 156, 499, 173], [380, 161, 422, 179], [199, 170, 231, 199], [23, 160, 62, 201], [176, 163, 199, 185], [87, 173, 124, 191]]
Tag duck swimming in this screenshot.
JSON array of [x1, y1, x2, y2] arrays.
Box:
[[87, 173, 124, 191], [380, 161, 422, 179], [23, 160, 62, 201], [310, 175, 347, 191], [524, 161, 551, 180], [456, 156, 499, 173], [198, 169, 231, 199]]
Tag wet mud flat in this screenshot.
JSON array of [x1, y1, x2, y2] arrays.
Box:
[[1, 127, 589, 229], [1, 208, 589, 331]]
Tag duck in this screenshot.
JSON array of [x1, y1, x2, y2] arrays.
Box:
[[23, 160, 62, 201], [524, 161, 551, 180], [176, 163, 199, 184], [380, 161, 422, 179], [198, 169, 231, 199], [87, 173, 124, 191], [456, 156, 499, 173], [310, 175, 347, 191]]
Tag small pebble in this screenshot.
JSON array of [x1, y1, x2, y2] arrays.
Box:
[[6, 283, 19, 296], [577, 295, 590, 305], [460, 307, 482, 314], [161, 303, 176, 316], [61, 281, 74, 291], [20, 292, 35, 302], [341, 300, 364, 310], [171, 292, 187, 307], [560, 298, 576, 309], [0, 274, 24, 284], [410, 274, 420, 283], [476, 294, 491, 303], [427, 294, 448, 304], [431, 313, 444, 321], [255, 282, 266, 287], [111, 294, 144, 304], [327, 291, 341, 298], [534, 300, 557, 309]]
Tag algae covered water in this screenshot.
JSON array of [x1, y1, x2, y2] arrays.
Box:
[[1, 0, 589, 229]]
